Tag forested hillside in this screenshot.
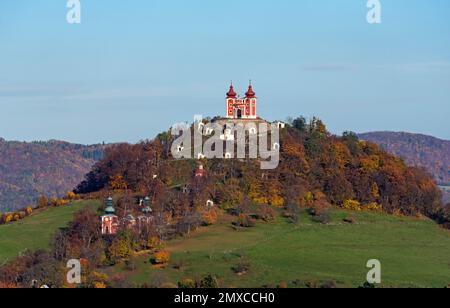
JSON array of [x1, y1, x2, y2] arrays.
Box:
[[0, 138, 105, 212], [358, 132, 450, 185], [76, 118, 448, 228]]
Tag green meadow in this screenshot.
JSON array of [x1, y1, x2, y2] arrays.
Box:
[[0, 200, 100, 264], [1, 200, 449, 287], [113, 210, 450, 288]]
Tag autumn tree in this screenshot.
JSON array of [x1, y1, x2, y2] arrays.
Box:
[[109, 175, 128, 191], [37, 196, 48, 209], [108, 234, 133, 262]]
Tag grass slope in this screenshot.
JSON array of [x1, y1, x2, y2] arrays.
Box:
[[115, 210, 450, 288], [0, 200, 100, 264], [1, 201, 449, 287]]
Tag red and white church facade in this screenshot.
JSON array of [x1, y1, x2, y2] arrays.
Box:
[[226, 83, 257, 119]]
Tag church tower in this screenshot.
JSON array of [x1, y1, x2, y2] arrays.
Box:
[[101, 197, 119, 235], [226, 83, 237, 119], [244, 82, 257, 119]]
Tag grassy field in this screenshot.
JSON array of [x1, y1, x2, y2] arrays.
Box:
[[0, 200, 100, 264], [111, 210, 450, 288], [1, 200, 449, 287]]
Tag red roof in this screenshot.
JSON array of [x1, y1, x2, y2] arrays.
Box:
[[245, 85, 256, 98], [226, 84, 237, 98]]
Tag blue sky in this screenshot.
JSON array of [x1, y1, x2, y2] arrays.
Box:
[[0, 0, 449, 144]]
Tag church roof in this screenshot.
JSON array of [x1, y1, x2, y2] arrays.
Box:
[[245, 84, 256, 98], [226, 84, 237, 98], [104, 206, 116, 215], [104, 197, 116, 215]]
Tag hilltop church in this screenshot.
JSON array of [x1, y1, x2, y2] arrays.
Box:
[[225, 82, 258, 120]]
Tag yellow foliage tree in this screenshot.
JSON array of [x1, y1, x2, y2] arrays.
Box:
[[109, 175, 128, 191], [365, 202, 382, 212], [66, 191, 78, 200], [4, 214, 13, 224], [109, 238, 132, 260], [147, 236, 161, 250], [249, 181, 268, 205], [37, 196, 48, 209], [269, 195, 285, 207], [304, 192, 314, 207], [343, 199, 362, 211]]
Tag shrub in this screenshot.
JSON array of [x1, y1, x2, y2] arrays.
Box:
[[269, 196, 285, 207], [4, 214, 13, 224], [153, 251, 171, 265], [231, 261, 250, 275], [202, 209, 218, 226], [320, 280, 337, 288], [93, 282, 107, 289], [312, 211, 331, 224], [234, 214, 256, 228], [359, 282, 376, 289], [109, 237, 132, 261], [309, 191, 331, 217], [178, 279, 196, 289], [0, 282, 17, 288], [305, 280, 318, 288], [146, 236, 162, 250], [89, 272, 109, 288], [160, 282, 178, 288], [364, 202, 382, 212], [66, 191, 79, 200], [37, 196, 48, 209], [200, 274, 219, 288], [284, 204, 300, 224], [256, 205, 276, 222], [343, 199, 362, 211], [52, 198, 68, 207], [343, 200, 382, 212], [343, 215, 356, 224]]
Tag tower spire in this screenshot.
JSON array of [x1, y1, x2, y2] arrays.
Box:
[[226, 82, 237, 98], [245, 81, 256, 98]]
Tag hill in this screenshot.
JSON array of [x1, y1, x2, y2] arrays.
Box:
[[0, 138, 105, 212], [76, 120, 446, 226], [0, 200, 100, 265], [358, 132, 450, 185], [1, 118, 448, 288], [107, 209, 450, 288]]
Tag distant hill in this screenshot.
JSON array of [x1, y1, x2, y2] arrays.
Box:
[[0, 138, 105, 212], [358, 132, 450, 185]]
